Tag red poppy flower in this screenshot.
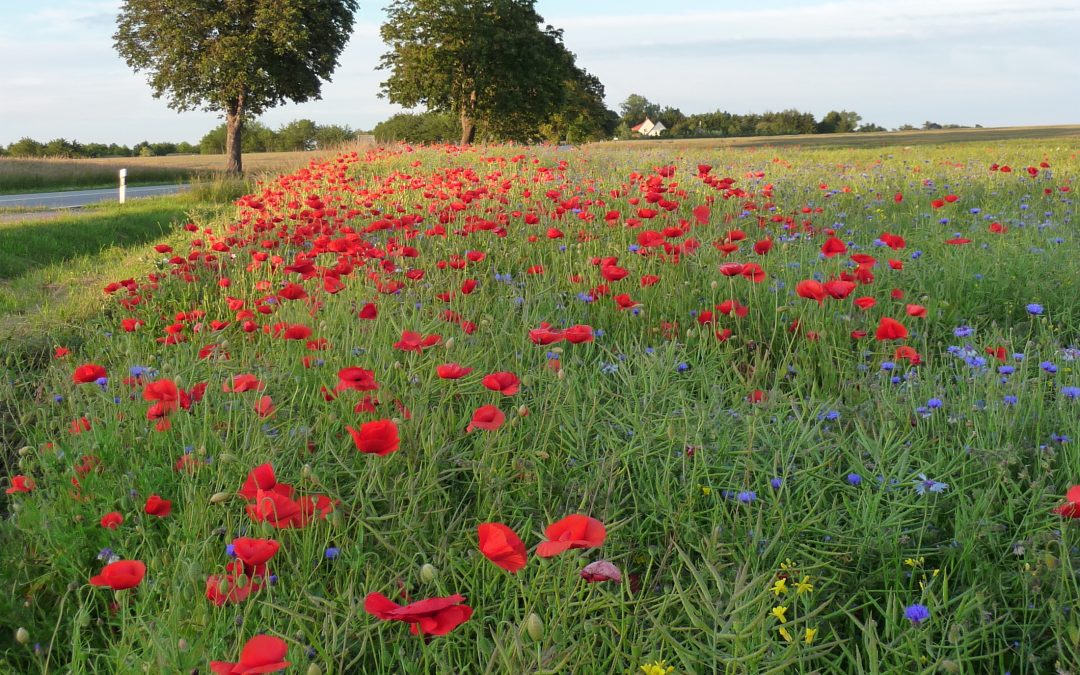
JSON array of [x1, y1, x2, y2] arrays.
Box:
[[853, 296, 876, 310], [895, 346, 922, 365], [232, 537, 281, 567], [824, 279, 856, 300], [90, 560, 145, 590], [5, 475, 35, 494], [796, 280, 826, 305], [436, 363, 473, 379], [875, 317, 908, 341], [73, 363, 107, 384], [580, 559, 622, 583], [754, 238, 773, 255], [223, 374, 265, 393], [347, 419, 400, 456], [210, 634, 291, 674], [246, 489, 333, 529], [282, 324, 312, 340], [820, 237, 847, 258], [206, 567, 259, 606], [101, 511, 124, 529], [564, 325, 594, 344], [529, 324, 564, 345], [467, 405, 505, 432], [478, 522, 527, 573], [906, 304, 927, 318], [358, 302, 378, 320], [239, 464, 286, 500], [1053, 486, 1080, 519], [144, 495, 172, 517], [481, 371, 520, 396], [254, 396, 275, 418], [536, 514, 606, 557], [364, 593, 473, 636], [336, 367, 378, 392]]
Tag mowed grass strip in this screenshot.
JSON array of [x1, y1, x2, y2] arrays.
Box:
[[0, 195, 233, 346], [0, 145, 368, 195]]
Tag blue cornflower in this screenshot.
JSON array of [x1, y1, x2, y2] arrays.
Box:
[[1062, 387, 1080, 400], [999, 365, 1015, 375], [1003, 395, 1018, 405], [847, 473, 862, 486], [600, 362, 619, 375], [915, 473, 948, 495], [736, 491, 757, 503], [1026, 303, 1044, 315], [325, 547, 340, 560], [954, 325, 974, 338], [1041, 361, 1058, 374], [770, 477, 783, 490], [676, 362, 690, 373], [225, 544, 236, 557], [881, 362, 896, 372], [927, 398, 943, 409], [904, 604, 930, 626]]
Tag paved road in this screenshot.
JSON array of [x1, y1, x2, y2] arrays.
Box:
[[0, 184, 187, 209]]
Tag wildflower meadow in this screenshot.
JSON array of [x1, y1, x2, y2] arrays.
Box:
[[3, 138, 1080, 673]]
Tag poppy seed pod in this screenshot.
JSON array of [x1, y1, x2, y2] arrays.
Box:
[[443, 337, 455, 350], [420, 563, 437, 583], [524, 613, 544, 641], [210, 491, 232, 505]]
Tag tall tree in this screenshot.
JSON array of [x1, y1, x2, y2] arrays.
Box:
[[114, 0, 358, 174], [379, 0, 584, 145], [619, 94, 661, 126]]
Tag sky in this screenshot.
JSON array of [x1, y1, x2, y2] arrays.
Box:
[[0, 0, 1077, 146]]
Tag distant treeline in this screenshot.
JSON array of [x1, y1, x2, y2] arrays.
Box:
[[1, 119, 361, 158], [373, 92, 980, 144]]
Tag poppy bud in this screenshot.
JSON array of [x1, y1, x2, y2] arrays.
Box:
[[517, 405, 529, 417], [444, 337, 455, 350], [524, 613, 544, 641], [710, 280, 718, 289], [15, 627, 29, 644], [556, 369, 565, 380], [18, 446, 32, 456], [177, 639, 188, 651], [940, 660, 959, 674], [301, 464, 312, 478], [209, 491, 232, 505], [420, 563, 437, 583], [218, 453, 237, 464], [306, 666, 323, 675]]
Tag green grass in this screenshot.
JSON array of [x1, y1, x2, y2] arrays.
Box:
[[1, 140, 1079, 673]]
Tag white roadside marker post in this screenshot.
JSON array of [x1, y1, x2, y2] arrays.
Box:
[[119, 168, 127, 204]]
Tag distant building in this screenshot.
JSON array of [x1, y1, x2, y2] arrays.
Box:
[[631, 117, 667, 137]]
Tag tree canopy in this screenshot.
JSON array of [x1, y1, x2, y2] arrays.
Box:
[[113, 0, 358, 173], [378, 0, 597, 145]]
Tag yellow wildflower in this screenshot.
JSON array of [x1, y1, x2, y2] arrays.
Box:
[[640, 660, 675, 675], [770, 578, 788, 596], [701, 486, 711, 496], [904, 557, 924, 568], [778, 626, 793, 643], [780, 559, 799, 572], [804, 627, 818, 645], [795, 575, 814, 595], [771, 606, 788, 623]]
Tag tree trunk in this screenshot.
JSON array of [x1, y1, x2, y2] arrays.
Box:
[[459, 90, 477, 146], [224, 96, 244, 175]]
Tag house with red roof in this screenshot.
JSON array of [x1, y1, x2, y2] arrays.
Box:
[[631, 117, 667, 137]]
